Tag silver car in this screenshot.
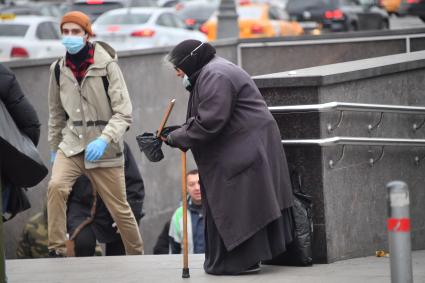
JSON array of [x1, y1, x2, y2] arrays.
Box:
[[92, 7, 207, 51], [0, 15, 65, 61]]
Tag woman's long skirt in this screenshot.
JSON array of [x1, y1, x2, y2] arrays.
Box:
[[202, 185, 294, 275]]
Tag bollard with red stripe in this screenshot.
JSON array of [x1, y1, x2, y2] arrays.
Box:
[[387, 181, 413, 283]]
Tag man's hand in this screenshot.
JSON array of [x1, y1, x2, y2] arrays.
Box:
[[85, 137, 108, 162]]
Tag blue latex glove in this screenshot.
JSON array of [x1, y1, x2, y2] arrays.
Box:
[[50, 151, 57, 164], [85, 138, 108, 162]]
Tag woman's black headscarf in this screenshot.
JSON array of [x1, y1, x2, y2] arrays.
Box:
[[168, 40, 216, 78]]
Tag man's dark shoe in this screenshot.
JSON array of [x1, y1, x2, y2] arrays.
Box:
[[238, 263, 261, 275], [48, 250, 64, 258]]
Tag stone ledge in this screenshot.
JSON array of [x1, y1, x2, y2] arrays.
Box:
[[253, 50, 425, 88]]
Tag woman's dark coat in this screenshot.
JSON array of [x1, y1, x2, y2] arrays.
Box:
[[66, 143, 145, 243], [169, 56, 293, 251], [0, 63, 40, 146]]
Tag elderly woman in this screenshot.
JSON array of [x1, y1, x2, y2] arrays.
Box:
[[162, 40, 294, 275]]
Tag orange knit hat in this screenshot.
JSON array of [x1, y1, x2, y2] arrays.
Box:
[[60, 11, 93, 36]]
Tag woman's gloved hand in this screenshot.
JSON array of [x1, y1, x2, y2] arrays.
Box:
[[85, 137, 108, 162], [159, 125, 181, 140]]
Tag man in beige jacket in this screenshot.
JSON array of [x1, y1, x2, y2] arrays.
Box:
[[47, 11, 143, 256]]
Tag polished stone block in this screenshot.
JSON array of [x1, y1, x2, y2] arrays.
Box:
[[255, 51, 425, 263]]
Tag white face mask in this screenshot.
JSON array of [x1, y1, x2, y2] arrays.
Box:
[[182, 74, 191, 89]]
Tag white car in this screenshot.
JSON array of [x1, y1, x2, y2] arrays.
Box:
[[0, 15, 65, 61], [92, 7, 207, 51]]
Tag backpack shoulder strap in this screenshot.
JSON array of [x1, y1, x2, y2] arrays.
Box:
[[101, 75, 110, 104], [54, 59, 61, 87]]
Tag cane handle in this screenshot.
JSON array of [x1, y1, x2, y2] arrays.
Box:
[[157, 99, 176, 137]]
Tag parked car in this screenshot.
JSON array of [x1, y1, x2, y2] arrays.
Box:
[[92, 7, 207, 51], [201, 3, 304, 41], [176, 1, 218, 30], [286, 0, 389, 32], [397, 0, 425, 22], [0, 15, 65, 61]]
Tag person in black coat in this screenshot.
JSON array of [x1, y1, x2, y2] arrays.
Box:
[[66, 142, 145, 256], [0, 63, 42, 220], [0, 63, 40, 146], [163, 40, 294, 275]]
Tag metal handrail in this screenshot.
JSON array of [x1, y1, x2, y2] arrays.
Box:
[[281, 137, 425, 147], [269, 102, 425, 115], [281, 137, 425, 167]]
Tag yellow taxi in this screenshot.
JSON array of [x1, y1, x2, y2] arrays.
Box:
[[201, 3, 304, 41], [379, 0, 401, 14]]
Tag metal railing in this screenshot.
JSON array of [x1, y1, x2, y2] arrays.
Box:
[[269, 102, 425, 132], [281, 137, 425, 147], [269, 102, 425, 115], [281, 137, 425, 168]]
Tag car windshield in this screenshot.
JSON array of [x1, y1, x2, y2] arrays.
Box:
[[287, 0, 333, 11], [178, 5, 216, 19], [71, 2, 124, 16], [129, 0, 158, 7], [0, 24, 29, 36], [237, 7, 262, 19], [95, 12, 151, 24]]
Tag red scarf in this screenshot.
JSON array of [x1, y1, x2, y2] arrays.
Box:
[[65, 43, 94, 84]]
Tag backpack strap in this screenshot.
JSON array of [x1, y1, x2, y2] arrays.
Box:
[[101, 75, 110, 104], [54, 59, 61, 87]]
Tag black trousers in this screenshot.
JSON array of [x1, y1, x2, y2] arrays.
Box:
[[74, 225, 126, 257]]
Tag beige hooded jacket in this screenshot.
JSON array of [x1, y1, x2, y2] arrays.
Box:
[[48, 42, 132, 169]]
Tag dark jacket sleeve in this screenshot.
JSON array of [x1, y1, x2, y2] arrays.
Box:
[[169, 71, 235, 149], [0, 64, 41, 145], [123, 142, 145, 221]]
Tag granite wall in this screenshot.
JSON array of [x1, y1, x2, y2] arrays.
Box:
[[254, 51, 425, 263]]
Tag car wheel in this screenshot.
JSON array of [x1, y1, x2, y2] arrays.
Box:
[[420, 16, 425, 23]]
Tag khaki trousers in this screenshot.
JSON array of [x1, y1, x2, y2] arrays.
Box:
[[47, 150, 144, 255]]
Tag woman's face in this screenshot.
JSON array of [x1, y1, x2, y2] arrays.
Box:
[[175, 67, 185, 78]]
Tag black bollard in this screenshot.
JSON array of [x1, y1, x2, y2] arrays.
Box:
[[386, 181, 413, 283]]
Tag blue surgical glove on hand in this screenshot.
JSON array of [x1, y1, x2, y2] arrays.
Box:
[[50, 151, 57, 164], [85, 137, 108, 162]]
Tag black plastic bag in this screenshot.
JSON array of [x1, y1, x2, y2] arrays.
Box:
[[266, 171, 314, 266], [0, 100, 47, 188], [136, 133, 164, 162]]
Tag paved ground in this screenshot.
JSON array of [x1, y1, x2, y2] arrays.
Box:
[[5, 250, 425, 283]]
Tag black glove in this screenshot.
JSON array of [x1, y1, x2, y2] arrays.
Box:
[[160, 125, 181, 140]]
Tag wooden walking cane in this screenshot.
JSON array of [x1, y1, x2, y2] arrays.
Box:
[[181, 151, 190, 278], [157, 99, 176, 138]]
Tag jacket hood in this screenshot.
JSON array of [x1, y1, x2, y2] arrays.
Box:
[[91, 41, 117, 68]]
